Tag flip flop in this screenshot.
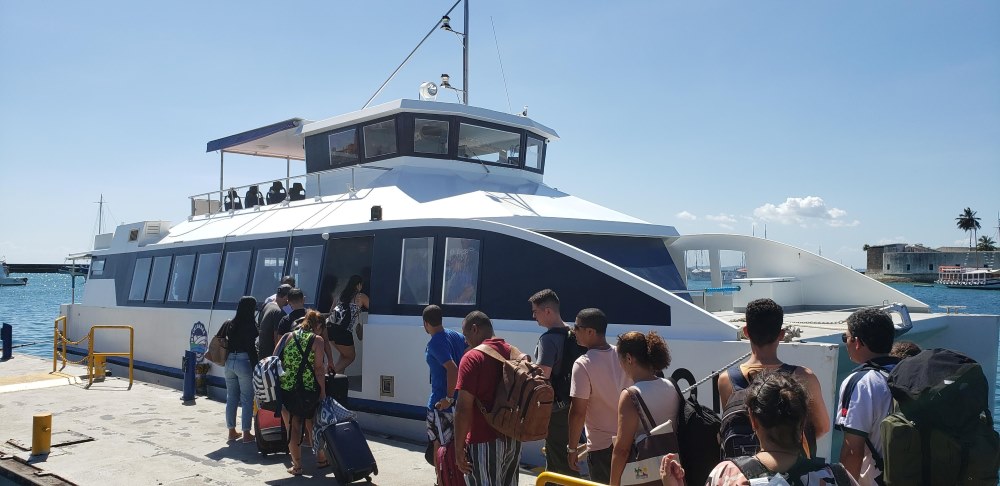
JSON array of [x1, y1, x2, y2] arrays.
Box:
[[287, 465, 303, 476]]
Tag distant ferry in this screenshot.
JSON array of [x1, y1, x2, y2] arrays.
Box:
[[60, 3, 1000, 460], [1, 259, 27, 286], [937, 265, 1000, 290]]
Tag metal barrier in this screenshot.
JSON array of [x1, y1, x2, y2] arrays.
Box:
[[53, 317, 134, 389], [535, 472, 604, 486]]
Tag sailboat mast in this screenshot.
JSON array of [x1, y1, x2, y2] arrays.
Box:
[[462, 0, 469, 105]]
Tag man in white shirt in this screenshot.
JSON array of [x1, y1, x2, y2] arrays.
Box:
[[836, 307, 900, 486], [566, 308, 630, 484]]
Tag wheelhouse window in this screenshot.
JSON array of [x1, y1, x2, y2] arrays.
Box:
[[145, 256, 172, 303], [167, 254, 196, 303], [458, 124, 520, 165], [525, 137, 544, 170], [128, 257, 152, 301], [399, 237, 434, 305], [363, 120, 397, 158], [442, 238, 480, 305], [414, 119, 449, 154], [90, 259, 105, 277], [329, 129, 359, 167], [218, 250, 252, 303], [250, 248, 286, 302], [191, 252, 222, 303], [290, 246, 323, 306]]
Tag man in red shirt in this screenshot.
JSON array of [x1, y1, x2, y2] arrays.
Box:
[[454, 311, 522, 486]]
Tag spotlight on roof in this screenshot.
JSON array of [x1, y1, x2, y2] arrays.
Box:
[[419, 82, 438, 101]]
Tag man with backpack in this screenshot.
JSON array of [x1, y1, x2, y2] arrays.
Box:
[[423, 304, 467, 484], [530, 289, 584, 478], [454, 311, 523, 486], [835, 307, 900, 486], [718, 298, 830, 459]]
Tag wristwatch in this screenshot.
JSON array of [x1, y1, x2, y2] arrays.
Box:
[[567, 445, 580, 454]]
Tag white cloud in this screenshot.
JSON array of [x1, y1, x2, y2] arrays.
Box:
[[676, 211, 697, 221], [753, 196, 856, 227], [706, 213, 737, 224], [718, 223, 735, 230]]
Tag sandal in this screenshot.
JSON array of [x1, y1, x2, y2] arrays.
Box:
[[316, 458, 331, 468], [287, 465, 303, 476]]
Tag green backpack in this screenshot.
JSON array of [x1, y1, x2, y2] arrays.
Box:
[[880, 349, 1000, 486]]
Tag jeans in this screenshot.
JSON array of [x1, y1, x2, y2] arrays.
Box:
[[224, 352, 254, 431]]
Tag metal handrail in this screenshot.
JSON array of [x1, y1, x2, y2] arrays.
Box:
[[53, 316, 89, 371], [535, 472, 604, 486], [86, 325, 134, 389]]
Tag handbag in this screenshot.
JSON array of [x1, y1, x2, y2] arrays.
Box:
[[281, 331, 320, 417], [620, 386, 680, 486], [205, 320, 231, 366]]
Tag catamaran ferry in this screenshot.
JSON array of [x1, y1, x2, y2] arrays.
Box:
[[60, 3, 999, 463]]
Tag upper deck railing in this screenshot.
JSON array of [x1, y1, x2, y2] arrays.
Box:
[[188, 164, 390, 218]]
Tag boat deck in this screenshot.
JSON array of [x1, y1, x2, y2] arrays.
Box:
[[0, 355, 540, 485], [712, 308, 961, 343]]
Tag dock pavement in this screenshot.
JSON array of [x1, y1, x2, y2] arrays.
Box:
[[0, 354, 541, 485]]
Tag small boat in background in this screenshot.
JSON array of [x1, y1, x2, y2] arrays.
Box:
[[0, 259, 28, 286], [936, 266, 1000, 290]]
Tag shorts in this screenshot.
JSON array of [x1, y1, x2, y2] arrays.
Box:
[[426, 408, 454, 446], [328, 324, 355, 346]]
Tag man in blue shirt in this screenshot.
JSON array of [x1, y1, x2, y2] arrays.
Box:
[[423, 305, 467, 475]]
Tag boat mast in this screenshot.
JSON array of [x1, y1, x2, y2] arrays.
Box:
[[462, 0, 469, 105], [97, 194, 105, 234]]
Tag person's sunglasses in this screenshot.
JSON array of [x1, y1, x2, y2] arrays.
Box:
[[841, 333, 849, 343]]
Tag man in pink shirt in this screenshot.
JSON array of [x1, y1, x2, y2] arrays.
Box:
[[566, 308, 630, 484]]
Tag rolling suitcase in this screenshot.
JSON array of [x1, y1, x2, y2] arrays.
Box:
[[323, 419, 378, 483], [326, 373, 349, 405], [254, 408, 287, 456]]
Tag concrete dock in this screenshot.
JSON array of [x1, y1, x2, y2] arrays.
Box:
[[0, 354, 541, 485]]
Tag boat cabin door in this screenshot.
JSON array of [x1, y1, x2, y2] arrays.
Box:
[[318, 235, 374, 392]]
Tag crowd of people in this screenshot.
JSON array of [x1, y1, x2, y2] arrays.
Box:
[[221, 278, 919, 486]]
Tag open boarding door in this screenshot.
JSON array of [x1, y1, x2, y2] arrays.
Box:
[[319, 235, 374, 393]]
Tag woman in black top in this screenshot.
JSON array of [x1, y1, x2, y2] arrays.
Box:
[[224, 296, 260, 443]]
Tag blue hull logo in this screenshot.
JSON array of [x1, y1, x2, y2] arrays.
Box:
[[189, 322, 208, 362]]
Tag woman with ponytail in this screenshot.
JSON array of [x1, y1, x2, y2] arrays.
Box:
[[610, 331, 681, 486]]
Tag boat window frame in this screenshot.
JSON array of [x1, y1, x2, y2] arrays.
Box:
[[328, 127, 360, 169], [441, 236, 482, 306], [411, 116, 452, 156], [191, 252, 223, 304], [398, 236, 435, 306], [127, 257, 153, 302], [360, 116, 400, 163], [217, 250, 253, 304], [144, 255, 173, 303], [166, 254, 197, 303], [249, 247, 288, 303], [456, 121, 523, 168], [90, 259, 106, 277], [523, 135, 546, 173], [289, 244, 324, 307]]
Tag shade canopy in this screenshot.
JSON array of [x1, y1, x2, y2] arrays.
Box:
[[206, 118, 313, 160]]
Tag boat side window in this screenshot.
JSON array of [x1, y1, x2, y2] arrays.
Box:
[[414, 119, 449, 154], [525, 136, 544, 171], [218, 250, 252, 303], [128, 257, 152, 301], [145, 256, 172, 303], [328, 128, 359, 168], [442, 237, 480, 305], [90, 259, 105, 277], [290, 245, 323, 306], [458, 123, 520, 166], [363, 119, 397, 158], [250, 248, 287, 303], [399, 237, 434, 305], [191, 252, 222, 303], [167, 254, 196, 303]]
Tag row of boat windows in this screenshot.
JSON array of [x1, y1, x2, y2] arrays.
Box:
[[326, 117, 545, 170], [885, 264, 936, 271], [97, 236, 483, 307]]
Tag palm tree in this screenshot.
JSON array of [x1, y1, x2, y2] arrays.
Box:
[[977, 236, 997, 252], [956, 207, 981, 249]]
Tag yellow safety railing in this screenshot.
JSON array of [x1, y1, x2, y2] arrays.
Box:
[[535, 472, 605, 486], [53, 317, 134, 389]]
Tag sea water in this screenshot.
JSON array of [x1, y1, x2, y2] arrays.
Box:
[[2, 274, 1000, 405]]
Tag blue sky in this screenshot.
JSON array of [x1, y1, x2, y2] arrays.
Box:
[[1, 1, 998, 269]]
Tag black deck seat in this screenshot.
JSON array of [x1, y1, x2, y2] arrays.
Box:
[[245, 185, 264, 208], [224, 190, 243, 211], [289, 182, 306, 201], [266, 181, 286, 205]]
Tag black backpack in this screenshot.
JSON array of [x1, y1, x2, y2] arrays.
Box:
[[733, 455, 853, 486], [669, 370, 722, 486], [880, 348, 1000, 485], [550, 329, 587, 409], [720, 363, 797, 460]]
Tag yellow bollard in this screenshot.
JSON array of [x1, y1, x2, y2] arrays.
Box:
[[32, 413, 52, 456]]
